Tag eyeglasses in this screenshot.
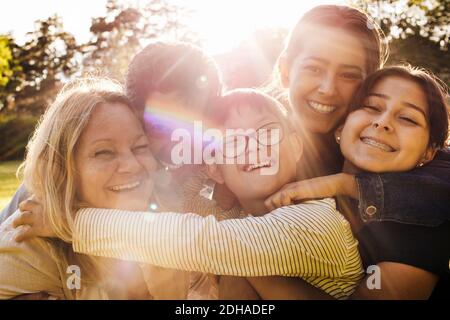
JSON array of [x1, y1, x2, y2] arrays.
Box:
[[217, 122, 284, 159]]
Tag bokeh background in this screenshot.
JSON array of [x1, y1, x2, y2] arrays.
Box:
[[0, 0, 448, 209]]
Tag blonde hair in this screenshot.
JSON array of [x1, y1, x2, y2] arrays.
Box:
[[19, 77, 135, 283]]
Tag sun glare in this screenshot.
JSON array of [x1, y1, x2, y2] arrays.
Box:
[[182, 0, 345, 54]]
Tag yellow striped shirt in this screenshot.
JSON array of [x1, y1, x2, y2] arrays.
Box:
[[72, 198, 364, 299]]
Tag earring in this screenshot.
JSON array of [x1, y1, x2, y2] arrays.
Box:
[[335, 135, 341, 144], [417, 162, 424, 168]]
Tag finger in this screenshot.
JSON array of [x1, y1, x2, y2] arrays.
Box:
[[280, 192, 293, 207], [14, 225, 37, 243], [264, 198, 275, 211], [18, 198, 39, 213], [12, 211, 35, 229], [267, 194, 283, 210]]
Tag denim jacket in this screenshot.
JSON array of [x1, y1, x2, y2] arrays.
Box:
[[355, 149, 450, 227]]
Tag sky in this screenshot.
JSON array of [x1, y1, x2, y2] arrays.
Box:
[[0, 0, 344, 54]]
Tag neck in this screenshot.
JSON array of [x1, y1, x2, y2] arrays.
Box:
[[239, 198, 271, 216], [296, 130, 343, 180], [342, 160, 362, 175]]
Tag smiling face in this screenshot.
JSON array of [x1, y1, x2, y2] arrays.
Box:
[[213, 104, 301, 202], [283, 26, 367, 134], [75, 102, 157, 211], [340, 76, 432, 173]]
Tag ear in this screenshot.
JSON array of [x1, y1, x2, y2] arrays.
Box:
[[278, 52, 290, 88], [420, 145, 438, 166], [205, 164, 225, 184], [288, 131, 303, 163], [334, 125, 344, 145]]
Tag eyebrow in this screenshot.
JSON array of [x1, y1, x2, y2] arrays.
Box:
[[302, 57, 328, 64], [92, 134, 147, 144], [92, 138, 112, 144], [368, 93, 427, 118], [302, 57, 364, 73]]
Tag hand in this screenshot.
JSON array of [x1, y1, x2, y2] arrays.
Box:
[[13, 195, 56, 242], [264, 173, 357, 211]]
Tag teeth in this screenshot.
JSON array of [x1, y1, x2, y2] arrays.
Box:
[[361, 138, 394, 152], [308, 101, 337, 114], [245, 160, 272, 172], [110, 181, 141, 191]]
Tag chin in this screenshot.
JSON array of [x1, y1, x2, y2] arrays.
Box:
[[117, 203, 149, 211], [350, 159, 392, 173]]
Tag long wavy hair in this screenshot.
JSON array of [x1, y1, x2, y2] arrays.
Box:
[[19, 77, 136, 285]]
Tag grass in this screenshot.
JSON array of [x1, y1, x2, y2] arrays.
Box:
[[0, 161, 22, 211]]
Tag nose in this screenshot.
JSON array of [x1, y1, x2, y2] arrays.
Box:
[[372, 113, 393, 132], [116, 151, 142, 174], [317, 72, 337, 96]]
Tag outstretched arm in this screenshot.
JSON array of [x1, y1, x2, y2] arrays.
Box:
[[13, 198, 363, 299]]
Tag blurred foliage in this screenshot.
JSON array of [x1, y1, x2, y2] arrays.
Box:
[[351, 0, 449, 84], [0, 115, 38, 161], [0, 36, 14, 87], [0, 161, 22, 210], [82, 0, 199, 81], [0, 36, 23, 111], [0, 16, 79, 115]]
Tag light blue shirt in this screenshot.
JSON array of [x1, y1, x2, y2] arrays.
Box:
[[0, 184, 29, 224]]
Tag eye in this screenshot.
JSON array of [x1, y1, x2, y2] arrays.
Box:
[[133, 144, 150, 153], [94, 150, 114, 158], [303, 65, 321, 73], [341, 72, 363, 80], [399, 116, 419, 125], [363, 105, 381, 113]]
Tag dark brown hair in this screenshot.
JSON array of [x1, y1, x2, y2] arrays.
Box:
[[125, 41, 222, 114], [349, 66, 449, 149]]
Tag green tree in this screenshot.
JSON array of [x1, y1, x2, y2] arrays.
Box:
[[0, 36, 22, 111], [82, 0, 198, 81], [0, 37, 13, 87], [0, 16, 80, 115]]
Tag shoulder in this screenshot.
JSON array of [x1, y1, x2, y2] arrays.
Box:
[[0, 210, 66, 299], [0, 210, 61, 271]]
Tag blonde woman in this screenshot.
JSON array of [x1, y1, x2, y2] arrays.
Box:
[[0, 78, 158, 299]]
